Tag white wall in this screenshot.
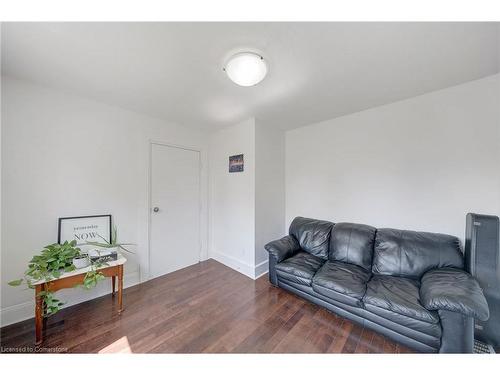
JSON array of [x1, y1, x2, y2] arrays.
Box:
[[286, 74, 500, 244], [208, 118, 256, 277], [208, 118, 286, 279], [209, 118, 285, 278], [255, 121, 285, 271], [1, 76, 209, 326]]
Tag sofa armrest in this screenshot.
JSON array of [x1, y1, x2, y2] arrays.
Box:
[[264, 235, 300, 263], [420, 268, 489, 321]]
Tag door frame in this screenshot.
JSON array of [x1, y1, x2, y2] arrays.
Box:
[[147, 140, 203, 281]]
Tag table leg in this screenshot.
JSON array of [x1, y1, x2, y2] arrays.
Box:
[[112, 275, 116, 296], [35, 284, 43, 345], [117, 265, 123, 313]]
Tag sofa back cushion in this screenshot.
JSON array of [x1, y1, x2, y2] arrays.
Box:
[[289, 217, 334, 260], [372, 228, 464, 279], [329, 222, 377, 270]]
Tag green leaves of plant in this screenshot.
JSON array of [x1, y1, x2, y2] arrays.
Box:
[[85, 241, 114, 248], [64, 265, 76, 272], [86, 226, 135, 254], [9, 240, 83, 316], [38, 290, 65, 317], [82, 269, 105, 290], [8, 279, 23, 286]]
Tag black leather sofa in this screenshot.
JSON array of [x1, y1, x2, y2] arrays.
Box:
[[265, 217, 489, 353]]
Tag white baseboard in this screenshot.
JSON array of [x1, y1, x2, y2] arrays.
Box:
[[254, 259, 269, 279], [210, 251, 255, 279], [210, 251, 268, 280], [0, 300, 34, 328], [0, 271, 140, 328]]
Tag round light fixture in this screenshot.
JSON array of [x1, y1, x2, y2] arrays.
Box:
[[224, 52, 268, 87]]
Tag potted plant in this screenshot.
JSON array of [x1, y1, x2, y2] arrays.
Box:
[[8, 240, 82, 316], [8, 226, 134, 317], [73, 254, 91, 269], [85, 226, 135, 255]]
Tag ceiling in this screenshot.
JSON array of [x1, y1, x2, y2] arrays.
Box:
[[2, 22, 499, 131]]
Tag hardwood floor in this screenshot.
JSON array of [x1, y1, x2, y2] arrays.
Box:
[[0, 259, 414, 353]]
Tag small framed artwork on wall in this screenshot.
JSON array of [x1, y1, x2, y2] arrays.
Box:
[[58, 214, 112, 245], [229, 154, 244, 173]]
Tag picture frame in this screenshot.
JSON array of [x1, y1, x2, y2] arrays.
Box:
[[229, 154, 244, 173], [58, 214, 112, 245]]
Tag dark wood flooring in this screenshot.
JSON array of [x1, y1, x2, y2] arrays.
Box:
[[0, 259, 413, 353]]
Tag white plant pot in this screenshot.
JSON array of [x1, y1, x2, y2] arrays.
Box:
[[73, 256, 90, 269]]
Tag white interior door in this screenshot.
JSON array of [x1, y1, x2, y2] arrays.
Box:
[[150, 143, 201, 279]]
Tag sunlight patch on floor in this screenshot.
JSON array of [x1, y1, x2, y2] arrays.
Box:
[[98, 336, 133, 353]]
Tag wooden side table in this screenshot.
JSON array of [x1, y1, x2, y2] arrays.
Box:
[[31, 256, 127, 345]]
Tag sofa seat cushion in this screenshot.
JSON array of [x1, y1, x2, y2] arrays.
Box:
[[363, 275, 439, 324], [275, 251, 325, 286], [312, 261, 371, 306]]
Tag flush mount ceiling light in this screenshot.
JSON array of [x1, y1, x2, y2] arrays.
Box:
[[223, 52, 268, 87]]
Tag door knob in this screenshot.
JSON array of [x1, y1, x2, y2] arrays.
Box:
[[153, 207, 160, 213]]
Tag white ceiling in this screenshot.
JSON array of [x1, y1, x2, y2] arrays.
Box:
[[2, 22, 499, 131]]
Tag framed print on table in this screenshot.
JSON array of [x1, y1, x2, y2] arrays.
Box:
[[58, 215, 112, 245]]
